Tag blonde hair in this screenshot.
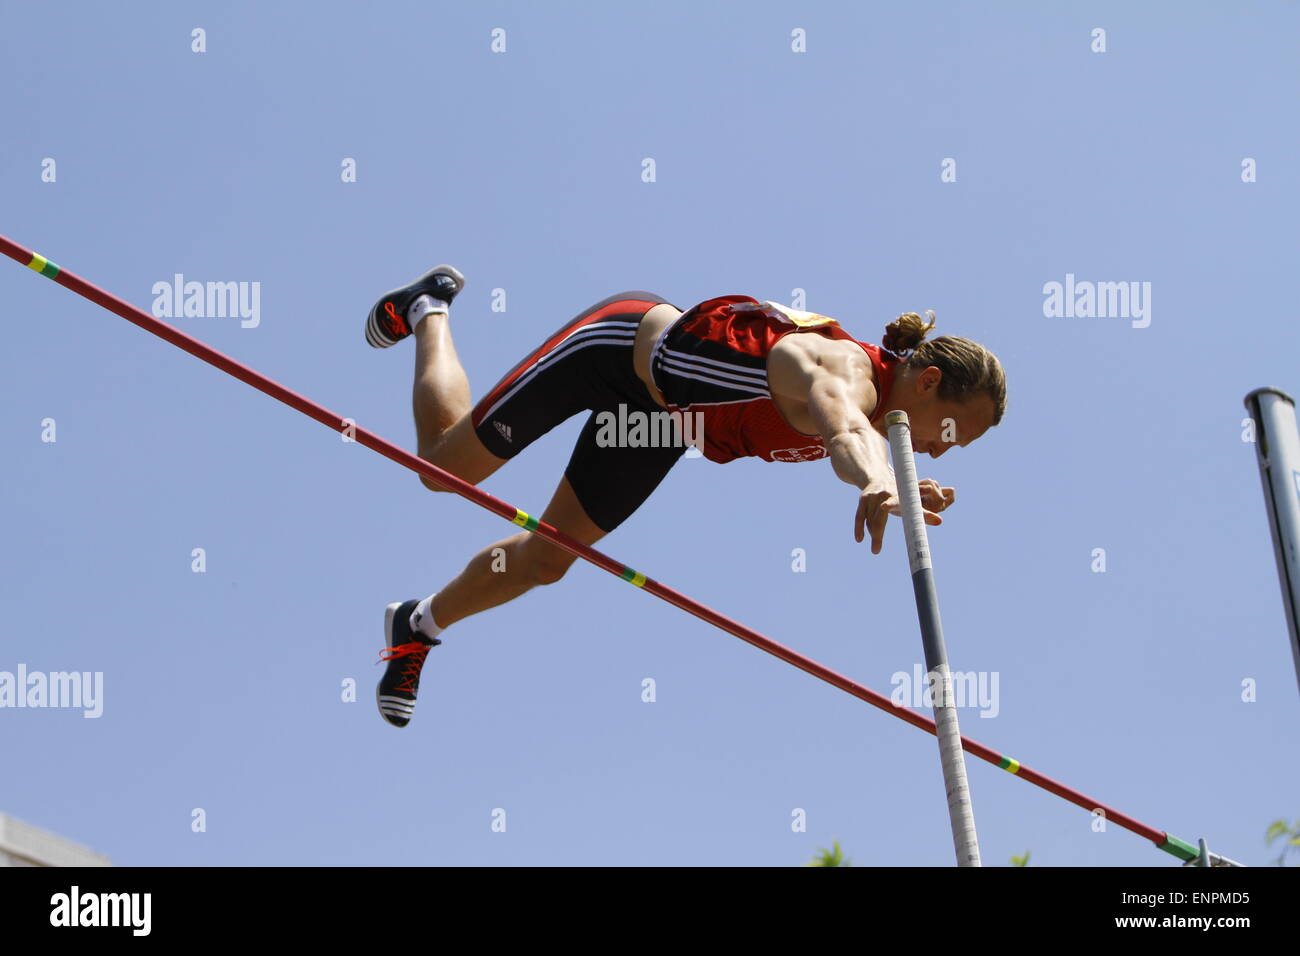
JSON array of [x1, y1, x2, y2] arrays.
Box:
[[881, 310, 1007, 425]]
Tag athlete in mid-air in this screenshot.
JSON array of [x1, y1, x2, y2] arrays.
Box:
[[364, 266, 1007, 727]]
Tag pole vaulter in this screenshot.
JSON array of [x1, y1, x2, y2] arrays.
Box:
[[0, 234, 1239, 866]]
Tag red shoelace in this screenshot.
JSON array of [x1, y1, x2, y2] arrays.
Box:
[[378, 642, 431, 695], [383, 301, 409, 336]]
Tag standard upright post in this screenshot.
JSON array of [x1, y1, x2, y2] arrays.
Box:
[[1244, 388, 1300, 700], [885, 410, 981, 867]]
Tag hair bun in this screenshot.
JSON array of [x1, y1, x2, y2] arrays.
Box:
[[882, 310, 936, 355]]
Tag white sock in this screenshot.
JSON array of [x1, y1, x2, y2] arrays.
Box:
[[409, 593, 444, 641], [407, 294, 449, 328]]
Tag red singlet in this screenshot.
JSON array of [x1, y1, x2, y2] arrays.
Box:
[[649, 295, 900, 464]]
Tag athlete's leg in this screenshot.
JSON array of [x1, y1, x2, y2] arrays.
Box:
[[413, 291, 671, 494], [412, 310, 470, 446], [376, 290, 681, 727], [411, 313, 506, 492], [424, 475, 607, 628], [366, 263, 507, 491], [424, 380, 687, 629]]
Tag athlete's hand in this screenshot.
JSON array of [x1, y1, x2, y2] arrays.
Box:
[[918, 478, 956, 516], [855, 478, 952, 554]]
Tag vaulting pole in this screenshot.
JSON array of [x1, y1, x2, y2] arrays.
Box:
[[885, 410, 981, 866], [0, 234, 1224, 863], [1244, 387, 1300, 701]]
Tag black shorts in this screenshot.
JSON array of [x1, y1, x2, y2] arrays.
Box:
[[470, 292, 687, 533]]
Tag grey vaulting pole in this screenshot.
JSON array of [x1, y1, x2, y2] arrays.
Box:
[[1244, 388, 1300, 700], [885, 410, 981, 867]]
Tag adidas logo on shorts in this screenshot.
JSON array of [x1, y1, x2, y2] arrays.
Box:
[[494, 420, 512, 443]]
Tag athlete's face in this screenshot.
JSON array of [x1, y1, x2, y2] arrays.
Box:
[[881, 365, 996, 458]]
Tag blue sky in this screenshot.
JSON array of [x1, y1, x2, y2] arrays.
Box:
[[2, 1, 1297, 866]]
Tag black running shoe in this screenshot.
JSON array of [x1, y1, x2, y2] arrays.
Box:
[[364, 264, 466, 348], [376, 599, 441, 728]]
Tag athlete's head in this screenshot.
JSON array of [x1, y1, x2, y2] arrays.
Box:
[[871, 311, 1006, 458]]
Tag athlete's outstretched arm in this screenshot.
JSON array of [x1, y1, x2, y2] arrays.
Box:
[[769, 336, 943, 554], [807, 370, 945, 553], [805, 371, 889, 488]]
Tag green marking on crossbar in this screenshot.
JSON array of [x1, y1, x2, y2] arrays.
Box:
[[1157, 835, 1198, 862], [27, 253, 59, 278]]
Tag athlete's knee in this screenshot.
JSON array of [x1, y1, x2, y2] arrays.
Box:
[[416, 419, 505, 493], [418, 470, 449, 493], [417, 458, 451, 493], [523, 545, 577, 586], [415, 434, 462, 492], [529, 555, 575, 587]]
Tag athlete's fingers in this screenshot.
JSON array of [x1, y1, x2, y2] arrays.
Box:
[[890, 497, 943, 523], [869, 511, 888, 554], [855, 492, 881, 544], [917, 479, 955, 512], [917, 478, 937, 509], [868, 496, 892, 554], [884, 498, 944, 534]]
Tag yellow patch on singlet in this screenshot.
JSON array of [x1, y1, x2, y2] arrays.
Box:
[[761, 301, 840, 328]]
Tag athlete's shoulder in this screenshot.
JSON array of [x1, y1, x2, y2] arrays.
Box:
[[766, 304, 896, 366]]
